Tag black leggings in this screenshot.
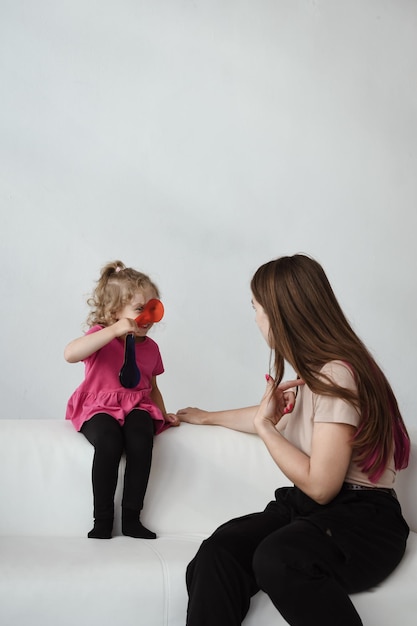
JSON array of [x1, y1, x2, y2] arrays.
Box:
[[186, 486, 409, 626], [81, 410, 155, 520]]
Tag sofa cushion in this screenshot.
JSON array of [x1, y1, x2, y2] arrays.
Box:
[[0, 536, 203, 626], [2, 533, 416, 626]]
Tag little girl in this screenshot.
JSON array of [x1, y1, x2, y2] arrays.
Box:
[[64, 260, 179, 540]]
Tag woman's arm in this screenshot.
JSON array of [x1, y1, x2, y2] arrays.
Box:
[[254, 377, 354, 504], [177, 379, 302, 434], [177, 405, 259, 433], [257, 420, 354, 504]]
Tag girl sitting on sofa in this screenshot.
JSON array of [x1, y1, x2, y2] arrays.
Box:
[[65, 260, 178, 540]]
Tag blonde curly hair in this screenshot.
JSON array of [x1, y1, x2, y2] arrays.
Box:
[[86, 260, 160, 327]]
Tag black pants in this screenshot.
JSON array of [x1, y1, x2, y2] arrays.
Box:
[[186, 486, 409, 626], [81, 410, 154, 520]]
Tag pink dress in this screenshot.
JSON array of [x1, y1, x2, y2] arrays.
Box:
[[65, 325, 168, 434]]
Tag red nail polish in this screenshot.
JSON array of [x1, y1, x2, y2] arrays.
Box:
[[265, 374, 271, 381]]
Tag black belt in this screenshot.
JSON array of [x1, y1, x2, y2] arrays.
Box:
[[342, 482, 397, 499]]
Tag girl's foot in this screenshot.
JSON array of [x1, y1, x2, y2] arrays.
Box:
[[88, 519, 113, 539], [122, 509, 156, 539]]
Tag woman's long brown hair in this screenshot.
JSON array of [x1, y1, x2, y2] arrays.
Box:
[[250, 254, 409, 481]]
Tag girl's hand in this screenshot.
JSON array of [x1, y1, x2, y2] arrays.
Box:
[[165, 413, 180, 427], [254, 377, 304, 433], [176, 407, 209, 425], [112, 317, 141, 338]]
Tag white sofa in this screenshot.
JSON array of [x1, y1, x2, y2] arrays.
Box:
[[0, 419, 416, 626]]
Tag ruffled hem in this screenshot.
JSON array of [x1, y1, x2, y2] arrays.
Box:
[[65, 391, 168, 434]]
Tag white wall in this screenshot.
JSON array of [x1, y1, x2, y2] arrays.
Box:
[[1, 0, 416, 428]]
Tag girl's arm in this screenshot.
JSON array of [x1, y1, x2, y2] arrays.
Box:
[[151, 377, 180, 426], [254, 377, 355, 504], [64, 318, 139, 363]]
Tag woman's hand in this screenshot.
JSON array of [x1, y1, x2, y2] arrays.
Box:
[[254, 376, 304, 433], [176, 407, 209, 425]]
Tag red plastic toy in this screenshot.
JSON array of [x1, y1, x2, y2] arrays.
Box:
[[135, 298, 165, 326], [119, 299, 165, 388]]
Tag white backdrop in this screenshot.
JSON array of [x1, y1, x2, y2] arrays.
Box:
[[1, 0, 416, 428]]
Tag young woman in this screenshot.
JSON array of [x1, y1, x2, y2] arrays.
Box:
[[178, 254, 410, 626]]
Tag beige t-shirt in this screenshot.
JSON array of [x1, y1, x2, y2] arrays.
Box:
[[277, 361, 396, 488]]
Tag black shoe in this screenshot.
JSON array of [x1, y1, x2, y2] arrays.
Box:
[[88, 518, 113, 539], [122, 509, 156, 539]]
